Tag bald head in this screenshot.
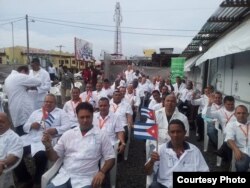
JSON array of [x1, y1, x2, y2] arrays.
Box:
[[0, 112, 11, 135], [164, 94, 177, 114]]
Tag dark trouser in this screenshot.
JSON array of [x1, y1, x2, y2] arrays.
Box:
[[15, 125, 26, 136], [235, 153, 250, 172], [149, 182, 167, 188], [196, 114, 204, 140], [14, 145, 48, 184], [217, 142, 232, 162]]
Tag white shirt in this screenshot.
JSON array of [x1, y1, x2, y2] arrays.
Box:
[[29, 68, 51, 110], [173, 82, 186, 96], [0, 129, 23, 160], [109, 100, 133, 127], [206, 106, 236, 133], [124, 69, 134, 84], [93, 112, 124, 145], [153, 141, 209, 188], [102, 88, 114, 98], [124, 92, 141, 107], [225, 121, 250, 156], [48, 66, 57, 74], [63, 100, 82, 128], [191, 94, 209, 115], [51, 126, 115, 187], [22, 107, 71, 156], [4, 70, 41, 127], [155, 107, 189, 144], [80, 91, 97, 108], [179, 88, 193, 102]]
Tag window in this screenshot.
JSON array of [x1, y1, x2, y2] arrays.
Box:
[[65, 60, 69, 64], [72, 60, 75, 64]]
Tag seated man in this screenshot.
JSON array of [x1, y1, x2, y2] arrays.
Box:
[[145, 119, 209, 188], [42, 102, 115, 188], [63, 87, 82, 128], [0, 112, 23, 180], [15, 94, 71, 188], [226, 105, 250, 172]]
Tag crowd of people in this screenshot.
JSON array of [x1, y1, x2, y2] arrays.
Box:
[[0, 61, 249, 188]]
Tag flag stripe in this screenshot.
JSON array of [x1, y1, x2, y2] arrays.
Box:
[[134, 135, 156, 140]]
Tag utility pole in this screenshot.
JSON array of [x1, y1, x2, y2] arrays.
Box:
[[56, 45, 65, 66], [26, 14, 30, 64], [11, 22, 15, 63]]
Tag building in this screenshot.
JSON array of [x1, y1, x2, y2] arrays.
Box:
[[182, 0, 250, 109], [0, 46, 94, 72]]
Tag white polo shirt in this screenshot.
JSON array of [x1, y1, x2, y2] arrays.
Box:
[[63, 100, 81, 128], [51, 126, 115, 187], [0, 129, 23, 160], [225, 121, 250, 155], [109, 100, 133, 127], [153, 141, 209, 188], [93, 112, 124, 145], [22, 107, 71, 156], [155, 107, 189, 144]]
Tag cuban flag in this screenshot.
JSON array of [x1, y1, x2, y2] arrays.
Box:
[[141, 107, 155, 120], [45, 113, 55, 127], [134, 122, 158, 140]]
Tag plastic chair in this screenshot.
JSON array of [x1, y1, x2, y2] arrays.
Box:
[[145, 140, 155, 188], [0, 154, 23, 188], [202, 116, 217, 152], [124, 126, 131, 160], [214, 120, 223, 166], [41, 158, 63, 188], [110, 140, 119, 188]]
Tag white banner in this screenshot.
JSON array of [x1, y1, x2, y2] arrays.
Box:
[[74, 37, 93, 61]]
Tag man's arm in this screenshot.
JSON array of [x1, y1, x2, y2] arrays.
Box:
[[42, 132, 59, 162], [145, 151, 159, 175]]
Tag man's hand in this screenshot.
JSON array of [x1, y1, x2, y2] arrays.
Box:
[[91, 171, 105, 188], [42, 132, 52, 149], [31, 122, 41, 130], [45, 128, 57, 136], [150, 151, 160, 163], [118, 144, 126, 154]]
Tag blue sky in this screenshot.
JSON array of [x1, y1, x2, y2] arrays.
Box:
[[0, 0, 222, 58]]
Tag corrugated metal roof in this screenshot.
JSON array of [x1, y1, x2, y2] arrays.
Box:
[[181, 0, 250, 59]]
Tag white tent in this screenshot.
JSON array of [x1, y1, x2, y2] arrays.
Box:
[[196, 17, 250, 66]]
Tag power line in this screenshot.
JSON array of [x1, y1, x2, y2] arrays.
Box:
[[32, 18, 194, 37], [0, 17, 24, 22], [0, 18, 25, 26], [30, 16, 198, 32]]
